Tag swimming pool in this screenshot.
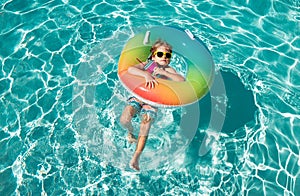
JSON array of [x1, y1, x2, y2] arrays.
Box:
[[0, 0, 299, 195]]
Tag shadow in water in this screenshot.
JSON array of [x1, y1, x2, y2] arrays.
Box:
[[185, 69, 258, 158], [200, 70, 257, 133]]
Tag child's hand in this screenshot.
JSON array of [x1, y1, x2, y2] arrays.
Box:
[[145, 75, 158, 89]]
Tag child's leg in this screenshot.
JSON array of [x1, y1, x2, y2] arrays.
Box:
[[120, 97, 142, 143], [130, 105, 157, 170]]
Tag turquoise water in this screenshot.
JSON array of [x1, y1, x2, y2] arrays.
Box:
[[1, 0, 299, 195]]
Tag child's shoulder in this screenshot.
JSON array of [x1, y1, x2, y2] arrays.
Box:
[[165, 66, 176, 72]]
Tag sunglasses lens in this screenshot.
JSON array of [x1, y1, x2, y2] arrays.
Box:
[[156, 52, 163, 57], [165, 53, 171, 58]]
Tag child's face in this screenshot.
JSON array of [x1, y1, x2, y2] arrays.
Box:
[[152, 46, 172, 66]]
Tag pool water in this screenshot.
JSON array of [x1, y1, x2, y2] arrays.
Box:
[[1, 0, 299, 195]]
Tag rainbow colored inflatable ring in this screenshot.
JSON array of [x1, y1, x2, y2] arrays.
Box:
[[118, 26, 215, 107]]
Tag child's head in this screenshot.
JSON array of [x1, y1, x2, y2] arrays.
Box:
[[150, 40, 172, 54], [150, 40, 172, 66]]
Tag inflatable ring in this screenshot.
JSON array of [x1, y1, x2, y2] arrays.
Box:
[[118, 26, 215, 107]]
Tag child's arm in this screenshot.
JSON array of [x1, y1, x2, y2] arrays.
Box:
[[153, 67, 185, 82], [128, 63, 158, 89]]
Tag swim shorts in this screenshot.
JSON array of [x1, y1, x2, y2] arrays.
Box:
[[127, 97, 157, 120]]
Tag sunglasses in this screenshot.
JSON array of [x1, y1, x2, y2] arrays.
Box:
[[153, 51, 172, 59]]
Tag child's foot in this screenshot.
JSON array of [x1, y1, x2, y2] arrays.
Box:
[[130, 157, 140, 171], [128, 133, 138, 143]]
